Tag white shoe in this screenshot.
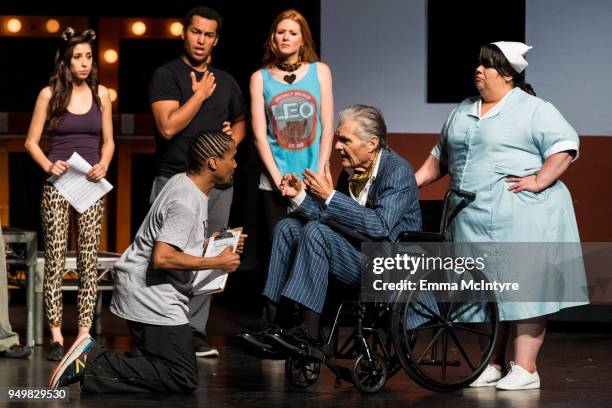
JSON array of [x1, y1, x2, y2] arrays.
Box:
[[469, 364, 502, 387], [495, 361, 540, 390], [193, 337, 219, 358], [195, 343, 219, 358]]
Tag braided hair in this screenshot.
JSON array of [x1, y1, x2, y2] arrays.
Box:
[[187, 130, 233, 174]]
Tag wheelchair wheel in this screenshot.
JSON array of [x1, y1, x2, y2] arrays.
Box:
[[285, 356, 321, 388], [390, 267, 499, 392], [351, 353, 387, 393]]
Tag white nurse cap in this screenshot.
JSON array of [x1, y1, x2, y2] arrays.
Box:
[[491, 41, 532, 73]]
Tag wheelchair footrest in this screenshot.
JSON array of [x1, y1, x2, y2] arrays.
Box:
[[265, 332, 326, 362], [328, 362, 354, 387]]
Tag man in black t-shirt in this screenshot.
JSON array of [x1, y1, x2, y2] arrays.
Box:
[[148, 6, 246, 358]]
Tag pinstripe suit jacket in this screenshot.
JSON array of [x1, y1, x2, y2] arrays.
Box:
[[295, 148, 421, 241]]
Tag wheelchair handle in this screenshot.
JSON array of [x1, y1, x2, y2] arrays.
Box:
[[439, 188, 476, 235], [446, 188, 476, 201]]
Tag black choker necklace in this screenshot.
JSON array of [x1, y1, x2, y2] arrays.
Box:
[[275, 60, 302, 72]]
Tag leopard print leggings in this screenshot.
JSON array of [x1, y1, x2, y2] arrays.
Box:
[[41, 183, 104, 328]]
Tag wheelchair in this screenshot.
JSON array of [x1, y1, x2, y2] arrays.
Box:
[[283, 188, 500, 393]]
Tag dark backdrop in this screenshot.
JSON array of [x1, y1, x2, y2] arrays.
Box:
[[427, 0, 526, 103], [3, 1, 320, 284], [0, 1, 320, 112]]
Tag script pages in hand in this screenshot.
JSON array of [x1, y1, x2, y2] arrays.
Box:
[[192, 227, 242, 295], [48, 152, 113, 213]]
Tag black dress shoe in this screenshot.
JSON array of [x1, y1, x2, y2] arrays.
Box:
[[264, 326, 325, 362], [235, 328, 286, 359]]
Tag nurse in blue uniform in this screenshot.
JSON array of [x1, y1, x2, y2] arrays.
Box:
[[416, 42, 588, 390]]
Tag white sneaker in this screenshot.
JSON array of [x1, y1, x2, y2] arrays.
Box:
[[495, 361, 540, 390], [469, 364, 502, 387], [195, 343, 219, 358]]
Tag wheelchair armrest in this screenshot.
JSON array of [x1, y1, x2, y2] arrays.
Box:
[[396, 230, 445, 242]]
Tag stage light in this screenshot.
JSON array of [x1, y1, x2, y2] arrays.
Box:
[[103, 49, 119, 64], [7, 18, 22, 33], [131, 21, 147, 36], [108, 88, 118, 102], [169, 22, 183, 37], [46, 19, 60, 33]]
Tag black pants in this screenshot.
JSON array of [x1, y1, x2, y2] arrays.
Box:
[[262, 190, 289, 240], [81, 321, 198, 393]]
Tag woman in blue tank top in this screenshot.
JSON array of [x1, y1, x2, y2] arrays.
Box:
[[250, 9, 334, 236], [24, 28, 114, 362]]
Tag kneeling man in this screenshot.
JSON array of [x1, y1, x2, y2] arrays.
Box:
[[50, 130, 242, 392]]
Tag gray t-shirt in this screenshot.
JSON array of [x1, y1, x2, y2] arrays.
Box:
[[110, 173, 208, 325]]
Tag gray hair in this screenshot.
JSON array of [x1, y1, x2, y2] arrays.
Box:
[[337, 104, 387, 149]]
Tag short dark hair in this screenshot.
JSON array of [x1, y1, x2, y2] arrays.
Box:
[[479, 43, 535, 96], [183, 6, 223, 35], [187, 130, 233, 174]]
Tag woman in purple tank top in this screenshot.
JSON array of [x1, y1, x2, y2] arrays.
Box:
[[24, 28, 114, 361]]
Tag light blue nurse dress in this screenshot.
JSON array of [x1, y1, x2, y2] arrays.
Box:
[[432, 87, 589, 320]]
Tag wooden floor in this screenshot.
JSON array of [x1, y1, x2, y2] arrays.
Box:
[[2, 300, 612, 408]]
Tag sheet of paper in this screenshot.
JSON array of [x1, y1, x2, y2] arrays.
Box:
[[192, 228, 242, 296], [48, 152, 113, 214]]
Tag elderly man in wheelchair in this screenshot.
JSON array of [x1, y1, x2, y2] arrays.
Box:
[[239, 104, 421, 360], [240, 105, 500, 394]]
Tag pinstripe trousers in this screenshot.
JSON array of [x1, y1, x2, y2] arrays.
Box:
[[263, 218, 362, 313]]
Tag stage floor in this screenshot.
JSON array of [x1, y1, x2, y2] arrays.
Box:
[[2, 303, 611, 407]]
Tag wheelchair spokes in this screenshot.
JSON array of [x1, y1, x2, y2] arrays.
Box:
[[448, 329, 477, 371], [453, 322, 495, 338], [390, 267, 499, 392], [413, 326, 445, 366], [414, 301, 446, 323], [277, 188, 502, 394], [351, 353, 387, 393], [285, 357, 321, 388], [449, 301, 481, 322]]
